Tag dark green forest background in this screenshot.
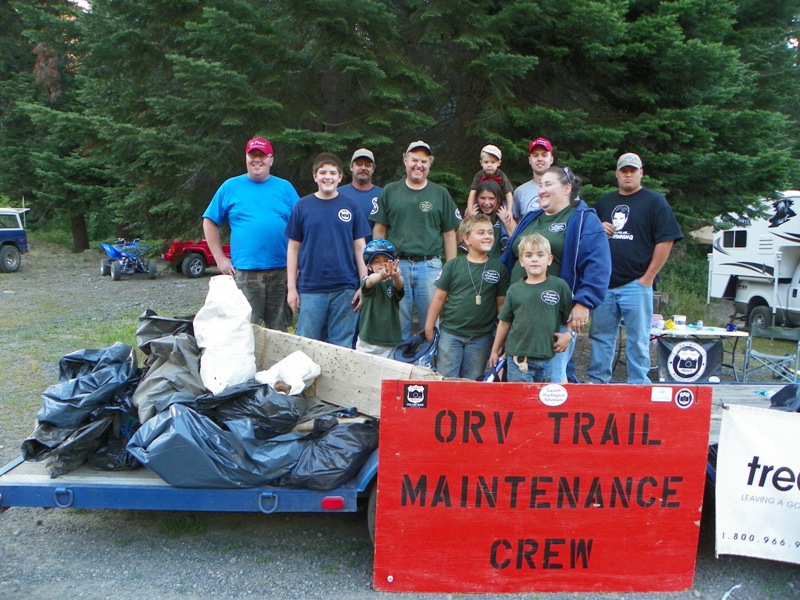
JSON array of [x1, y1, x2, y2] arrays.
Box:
[[2, 0, 799, 250]]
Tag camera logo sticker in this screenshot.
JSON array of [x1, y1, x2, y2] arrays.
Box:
[[674, 388, 695, 410], [666, 341, 707, 382], [404, 384, 428, 408], [539, 384, 568, 407]]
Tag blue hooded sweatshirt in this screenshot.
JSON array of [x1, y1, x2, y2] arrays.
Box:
[[499, 200, 611, 310]]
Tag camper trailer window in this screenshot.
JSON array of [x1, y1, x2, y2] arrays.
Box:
[[722, 230, 747, 248]]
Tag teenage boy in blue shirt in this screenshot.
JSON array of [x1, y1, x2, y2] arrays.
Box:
[[285, 153, 371, 347]]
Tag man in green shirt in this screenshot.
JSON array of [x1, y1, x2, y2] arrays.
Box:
[[372, 141, 461, 338]]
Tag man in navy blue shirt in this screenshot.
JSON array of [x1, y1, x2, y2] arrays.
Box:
[[338, 148, 382, 244]]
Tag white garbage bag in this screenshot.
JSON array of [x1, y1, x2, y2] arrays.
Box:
[[194, 275, 256, 394], [256, 350, 321, 395]]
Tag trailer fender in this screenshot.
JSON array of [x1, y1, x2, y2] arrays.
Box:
[[354, 449, 378, 493]]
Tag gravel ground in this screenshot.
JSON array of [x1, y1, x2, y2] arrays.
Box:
[[0, 242, 798, 600]]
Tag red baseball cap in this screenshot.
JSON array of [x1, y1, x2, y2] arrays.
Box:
[[528, 137, 553, 154], [245, 137, 274, 155]]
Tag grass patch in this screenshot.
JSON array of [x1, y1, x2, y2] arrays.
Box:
[[158, 513, 207, 537], [658, 240, 713, 324]]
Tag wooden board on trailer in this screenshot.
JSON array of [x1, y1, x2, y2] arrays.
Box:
[[252, 326, 441, 418]]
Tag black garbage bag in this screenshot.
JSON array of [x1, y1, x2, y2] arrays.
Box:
[[132, 333, 206, 423], [36, 342, 138, 429], [136, 309, 194, 359], [127, 403, 305, 488], [281, 418, 379, 490], [43, 416, 114, 478], [88, 410, 142, 471], [769, 383, 800, 412], [195, 381, 304, 438], [21, 422, 76, 461]]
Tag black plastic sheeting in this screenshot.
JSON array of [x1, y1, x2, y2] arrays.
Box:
[[36, 342, 138, 429], [768, 383, 800, 412], [22, 309, 379, 488]]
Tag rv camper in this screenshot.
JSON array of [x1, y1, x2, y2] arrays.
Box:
[[707, 190, 800, 327]]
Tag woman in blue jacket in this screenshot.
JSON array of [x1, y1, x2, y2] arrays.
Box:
[[500, 166, 611, 382]]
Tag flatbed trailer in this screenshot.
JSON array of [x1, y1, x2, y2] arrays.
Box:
[[0, 327, 439, 529]]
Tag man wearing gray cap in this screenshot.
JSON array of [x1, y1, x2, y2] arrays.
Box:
[[372, 141, 461, 339], [587, 152, 683, 384], [339, 148, 382, 244]]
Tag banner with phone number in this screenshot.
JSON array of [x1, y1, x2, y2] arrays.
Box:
[[716, 404, 800, 564]]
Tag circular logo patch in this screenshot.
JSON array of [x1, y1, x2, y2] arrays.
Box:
[[541, 290, 561, 305], [548, 223, 567, 232], [483, 270, 501, 284], [675, 388, 695, 409], [666, 341, 707, 382], [338, 209, 353, 222], [539, 384, 568, 407], [419, 201, 432, 213]]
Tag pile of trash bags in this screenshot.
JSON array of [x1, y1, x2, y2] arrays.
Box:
[[21, 307, 378, 490]]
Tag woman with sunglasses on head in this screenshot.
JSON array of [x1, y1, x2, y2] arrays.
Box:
[[499, 166, 611, 383]]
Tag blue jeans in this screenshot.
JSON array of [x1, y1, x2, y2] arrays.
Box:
[[507, 356, 552, 383], [587, 279, 653, 384], [398, 258, 442, 340], [436, 330, 494, 380], [548, 324, 576, 383], [297, 289, 359, 348]]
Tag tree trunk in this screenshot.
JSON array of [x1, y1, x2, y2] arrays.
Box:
[[71, 212, 90, 251]]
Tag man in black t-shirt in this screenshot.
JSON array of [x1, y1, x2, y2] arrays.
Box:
[[587, 153, 683, 383]]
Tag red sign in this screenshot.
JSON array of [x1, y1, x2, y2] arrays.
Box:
[[373, 382, 712, 593]]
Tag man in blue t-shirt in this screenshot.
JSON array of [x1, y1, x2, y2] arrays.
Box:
[[203, 137, 300, 330], [338, 148, 382, 244]]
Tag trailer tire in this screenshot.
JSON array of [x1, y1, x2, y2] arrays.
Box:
[[367, 484, 377, 545], [748, 306, 772, 328]]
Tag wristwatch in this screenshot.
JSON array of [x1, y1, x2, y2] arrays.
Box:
[[568, 329, 577, 339]]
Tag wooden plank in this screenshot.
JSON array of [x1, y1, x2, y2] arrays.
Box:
[[1, 462, 167, 486], [252, 326, 440, 418]]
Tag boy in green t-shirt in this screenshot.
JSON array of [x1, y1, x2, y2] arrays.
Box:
[[490, 233, 573, 382], [355, 239, 405, 358], [425, 214, 510, 379]]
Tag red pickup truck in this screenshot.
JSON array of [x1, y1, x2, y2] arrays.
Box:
[[162, 239, 231, 278]]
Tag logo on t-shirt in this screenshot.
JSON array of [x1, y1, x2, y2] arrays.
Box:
[[455, 207, 463, 220], [370, 197, 379, 215], [541, 290, 560, 305], [610, 204, 633, 240], [338, 208, 353, 222], [483, 270, 501, 284], [419, 201, 432, 213], [385, 286, 394, 298], [548, 223, 567, 232]]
